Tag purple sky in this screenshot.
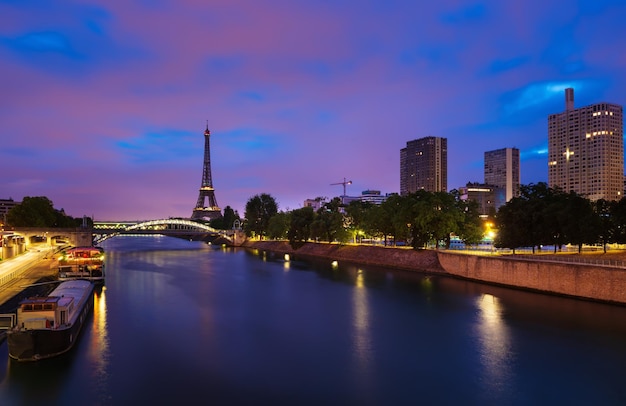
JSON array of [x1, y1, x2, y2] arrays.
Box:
[[2, 0, 625, 221]]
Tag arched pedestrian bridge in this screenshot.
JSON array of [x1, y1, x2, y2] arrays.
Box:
[[93, 218, 245, 246]]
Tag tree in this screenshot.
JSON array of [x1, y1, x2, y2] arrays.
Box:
[[344, 200, 373, 243], [494, 183, 601, 253], [494, 194, 532, 253], [378, 194, 407, 245], [455, 196, 483, 246], [594, 199, 614, 253], [311, 197, 350, 243], [409, 191, 462, 249], [210, 206, 240, 230], [288, 206, 315, 249], [244, 194, 278, 238], [610, 197, 626, 244], [561, 192, 600, 253], [6, 196, 76, 227], [267, 211, 290, 239]]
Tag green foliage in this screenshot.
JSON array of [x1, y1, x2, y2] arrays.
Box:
[[311, 198, 350, 243], [242, 183, 626, 252], [344, 200, 373, 243], [244, 193, 278, 238], [209, 206, 240, 230], [454, 195, 483, 246], [288, 206, 315, 249], [495, 182, 604, 252], [267, 211, 290, 239], [6, 196, 79, 227]]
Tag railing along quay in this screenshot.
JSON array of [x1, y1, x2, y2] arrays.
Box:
[[500, 254, 626, 269]]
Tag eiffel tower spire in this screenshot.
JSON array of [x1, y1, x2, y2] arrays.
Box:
[[191, 122, 222, 220]]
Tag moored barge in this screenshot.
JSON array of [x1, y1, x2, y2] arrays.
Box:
[[7, 279, 95, 361], [58, 246, 105, 283]]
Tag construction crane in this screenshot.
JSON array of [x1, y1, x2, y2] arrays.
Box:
[[330, 178, 352, 204]]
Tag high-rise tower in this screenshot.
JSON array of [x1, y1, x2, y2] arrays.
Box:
[[191, 124, 222, 220], [400, 136, 447, 195], [484, 147, 520, 209], [548, 88, 623, 201]]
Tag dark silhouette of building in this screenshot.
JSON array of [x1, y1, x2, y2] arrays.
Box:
[[400, 136, 447, 195]]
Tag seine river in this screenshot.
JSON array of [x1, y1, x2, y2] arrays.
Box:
[[1, 235, 626, 405]]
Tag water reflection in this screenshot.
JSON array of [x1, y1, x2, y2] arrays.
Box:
[[87, 286, 110, 388], [351, 269, 372, 389], [476, 293, 512, 393]]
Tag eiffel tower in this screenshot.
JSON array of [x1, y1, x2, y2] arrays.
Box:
[[191, 123, 222, 220]]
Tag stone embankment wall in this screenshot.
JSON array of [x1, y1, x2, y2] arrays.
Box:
[[437, 251, 626, 305], [241, 241, 444, 273], [243, 240, 626, 305]]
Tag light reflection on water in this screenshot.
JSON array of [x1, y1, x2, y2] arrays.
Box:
[[476, 293, 513, 395], [1, 236, 626, 404], [86, 286, 111, 402], [351, 270, 372, 383]]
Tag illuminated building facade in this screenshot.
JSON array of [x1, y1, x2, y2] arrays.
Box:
[[484, 147, 520, 208], [400, 136, 447, 195], [548, 88, 623, 201], [459, 183, 498, 217]]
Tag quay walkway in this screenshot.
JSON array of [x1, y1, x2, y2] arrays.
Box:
[[0, 246, 59, 310]]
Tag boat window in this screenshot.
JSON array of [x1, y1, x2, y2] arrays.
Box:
[[22, 304, 33, 311]]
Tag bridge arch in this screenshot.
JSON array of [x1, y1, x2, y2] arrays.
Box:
[[125, 219, 220, 233], [93, 218, 230, 245]]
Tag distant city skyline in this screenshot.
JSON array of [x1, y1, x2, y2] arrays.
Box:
[[1, 1, 625, 220]]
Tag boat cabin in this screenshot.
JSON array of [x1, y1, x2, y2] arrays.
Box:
[[17, 295, 75, 330]]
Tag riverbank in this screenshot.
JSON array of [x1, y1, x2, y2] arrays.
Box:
[[242, 240, 445, 273], [242, 240, 626, 305], [0, 254, 58, 313]]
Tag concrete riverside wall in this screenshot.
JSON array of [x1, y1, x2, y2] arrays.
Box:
[[243, 241, 626, 305], [241, 241, 445, 273], [437, 251, 626, 305]]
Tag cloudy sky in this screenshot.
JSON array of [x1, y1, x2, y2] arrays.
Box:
[[1, 0, 625, 221]]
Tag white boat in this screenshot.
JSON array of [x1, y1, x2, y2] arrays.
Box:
[[7, 279, 95, 361]]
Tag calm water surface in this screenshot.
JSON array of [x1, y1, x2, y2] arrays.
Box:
[[1, 235, 626, 405]]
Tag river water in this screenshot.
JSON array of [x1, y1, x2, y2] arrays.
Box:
[[1, 235, 626, 405]]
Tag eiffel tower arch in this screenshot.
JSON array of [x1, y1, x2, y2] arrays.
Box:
[[191, 124, 222, 220]]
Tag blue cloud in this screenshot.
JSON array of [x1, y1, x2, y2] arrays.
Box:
[[5, 32, 75, 55], [316, 111, 336, 124], [221, 128, 283, 152], [399, 43, 461, 69], [114, 129, 196, 163], [238, 91, 265, 102], [521, 145, 548, 160], [499, 80, 585, 116], [487, 56, 531, 74]]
